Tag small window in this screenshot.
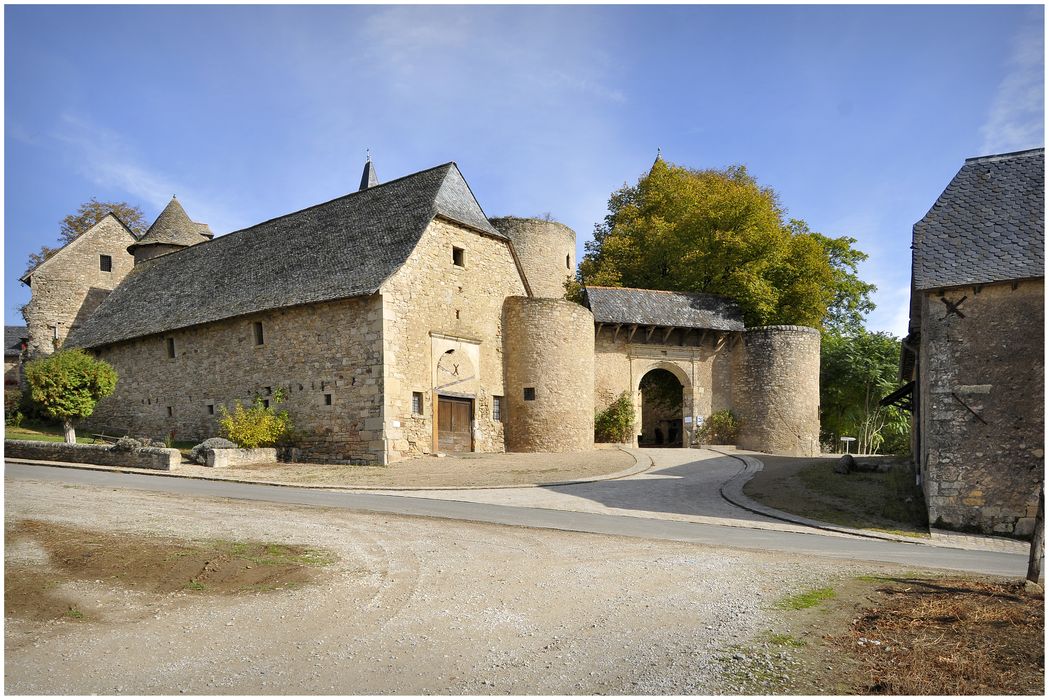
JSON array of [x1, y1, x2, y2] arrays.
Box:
[[166, 337, 175, 359], [493, 396, 504, 422], [455, 309, 460, 320], [166, 406, 173, 417], [324, 393, 332, 406], [262, 399, 270, 409], [264, 386, 272, 395], [253, 321, 265, 346], [412, 392, 423, 415], [206, 403, 215, 415], [100, 254, 112, 272], [452, 246, 465, 267], [566, 254, 570, 270], [523, 387, 536, 401]]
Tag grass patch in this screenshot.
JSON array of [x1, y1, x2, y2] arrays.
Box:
[[5, 420, 97, 444], [64, 606, 84, 620], [209, 540, 337, 567], [184, 580, 206, 591], [767, 632, 806, 648], [774, 586, 835, 610], [744, 456, 929, 537]]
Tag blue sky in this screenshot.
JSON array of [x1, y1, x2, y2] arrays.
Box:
[[5, 4, 1044, 335]]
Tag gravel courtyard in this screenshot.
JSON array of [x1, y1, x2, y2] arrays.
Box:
[[6, 476, 897, 695]]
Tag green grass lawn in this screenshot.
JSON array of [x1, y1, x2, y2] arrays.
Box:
[[744, 457, 929, 537], [5, 420, 98, 444]]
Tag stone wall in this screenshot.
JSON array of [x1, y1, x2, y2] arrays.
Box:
[[4, 439, 181, 470], [23, 216, 136, 357], [488, 217, 576, 299], [592, 327, 739, 446], [503, 297, 595, 452], [380, 218, 527, 461], [83, 295, 386, 464], [733, 325, 820, 457], [918, 279, 1043, 537]]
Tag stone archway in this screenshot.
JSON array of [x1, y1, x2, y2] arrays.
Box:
[[635, 363, 692, 448]]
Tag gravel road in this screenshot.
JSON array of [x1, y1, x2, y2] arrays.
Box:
[[4, 477, 895, 695]]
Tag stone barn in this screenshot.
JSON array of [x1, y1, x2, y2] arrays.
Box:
[[895, 147, 1043, 537], [31, 158, 823, 464]]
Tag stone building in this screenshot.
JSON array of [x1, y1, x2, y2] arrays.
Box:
[[46, 159, 821, 464], [894, 147, 1043, 537]]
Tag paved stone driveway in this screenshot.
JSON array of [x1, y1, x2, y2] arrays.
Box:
[[367, 448, 827, 535]]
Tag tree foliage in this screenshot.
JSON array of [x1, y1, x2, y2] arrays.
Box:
[[23, 349, 118, 443], [24, 198, 147, 276], [576, 158, 874, 330], [820, 331, 910, 455], [696, 410, 740, 445]]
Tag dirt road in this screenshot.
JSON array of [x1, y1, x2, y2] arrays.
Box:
[[5, 476, 901, 695]]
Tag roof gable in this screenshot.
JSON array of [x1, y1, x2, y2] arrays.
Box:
[[19, 213, 138, 285], [913, 148, 1044, 290], [66, 162, 502, 348], [584, 286, 745, 331]]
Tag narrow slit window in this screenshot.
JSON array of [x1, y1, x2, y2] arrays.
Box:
[[493, 396, 504, 421], [324, 393, 332, 406], [452, 246, 465, 267], [523, 387, 536, 401], [412, 392, 423, 415], [206, 403, 215, 415], [253, 321, 265, 345], [262, 399, 270, 409], [566, 254, 570, 270], [166, 406, 173, 417], [166, 337, 175, 359], [100, 254, 112, 272]]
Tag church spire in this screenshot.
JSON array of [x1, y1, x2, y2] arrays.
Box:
[[359, 152, 379, 191]]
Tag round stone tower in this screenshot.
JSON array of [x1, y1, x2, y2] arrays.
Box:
[[733, 325, 821, 457], [489, 217, 576, 299], [503, 297, 595, 452]]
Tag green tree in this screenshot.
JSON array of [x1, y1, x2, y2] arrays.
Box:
[[24, 198, 147, 277], [820, 330, 910, 455], [576, 158, 874, 330], [595, 392, 636, 443], [23, 349, 118, 444], [218, 389, 293, 448]]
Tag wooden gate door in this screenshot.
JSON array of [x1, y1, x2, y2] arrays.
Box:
[[437, 396, 473, 453]]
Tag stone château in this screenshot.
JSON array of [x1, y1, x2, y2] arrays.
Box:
[[23, 159, 821, 464]]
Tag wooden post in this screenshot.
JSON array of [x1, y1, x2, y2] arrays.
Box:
[[1027, 485, 1044, 584]]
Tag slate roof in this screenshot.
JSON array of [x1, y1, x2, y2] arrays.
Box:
[[912, 148, 1044, 290], [359, 160, 378, 191], [584, 286, 745, 331], [128, 197, 211, 253], [5, 325, 27, 357], [66, 163, 505, 349]]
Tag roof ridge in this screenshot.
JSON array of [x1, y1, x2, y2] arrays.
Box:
[[965, 147, 1044, 163], [586, 285, 727, 297]]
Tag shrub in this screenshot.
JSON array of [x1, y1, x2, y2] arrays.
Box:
[[696, 410, 740, 445], [188, 437, 238, 465], [5, 388, 24, 427], [595, 392, 636, 443], [218, 389, 292, 449]]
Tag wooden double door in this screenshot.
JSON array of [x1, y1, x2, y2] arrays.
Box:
[[437, 396, 473, 453]]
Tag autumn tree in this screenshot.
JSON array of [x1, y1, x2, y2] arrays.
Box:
[[573, 158, 874, 331], [23, 198, 147, 277], [23, 349, 118, 444]]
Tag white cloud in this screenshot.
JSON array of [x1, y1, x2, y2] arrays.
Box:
[[50, 114, 242, 234], [980, 16, 1044, 154]]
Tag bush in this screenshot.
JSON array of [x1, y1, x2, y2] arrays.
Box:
[[188, 437, 238, 465], [5, 388, 24, 427], [218, 390, 292, 449], [595, 392, 636, 443], [696, 410, 740, 445]]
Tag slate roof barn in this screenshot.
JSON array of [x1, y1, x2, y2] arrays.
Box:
[[5, 325, 28, 358], [67, 163, 505, 349]]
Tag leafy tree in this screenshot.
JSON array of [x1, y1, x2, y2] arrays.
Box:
[[820, 330, 910, 455], [576, 158, 874, 330], [23, 349, 118, 443], [24, 198, 147, 276]]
